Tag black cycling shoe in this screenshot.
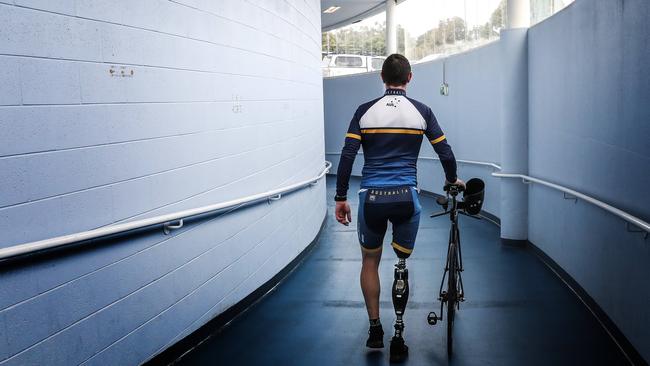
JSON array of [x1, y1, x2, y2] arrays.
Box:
[[389, 336, 409, 363], [366, 324, 384, 348]]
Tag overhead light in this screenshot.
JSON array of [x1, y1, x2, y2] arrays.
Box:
[[323, 6, 341, 14]]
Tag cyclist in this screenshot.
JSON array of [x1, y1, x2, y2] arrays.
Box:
[[334, 54, 465, 360]]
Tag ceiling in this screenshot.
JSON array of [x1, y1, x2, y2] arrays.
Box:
[[321, 0, 406, 32]]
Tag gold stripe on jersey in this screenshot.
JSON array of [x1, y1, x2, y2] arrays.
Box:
[[361, 128, 424, 135]]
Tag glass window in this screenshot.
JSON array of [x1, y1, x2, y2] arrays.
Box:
[[396, 0, 505, 63], [371, 57, 385, 70], [322, 12, 386, 57], [321, 0, 574, 77], [530, 0, 574, 25], [322, 12, 386, 77], [321, 55, 331, 67], [335, 56, 364, 67]]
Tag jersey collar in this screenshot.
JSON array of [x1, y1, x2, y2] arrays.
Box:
[[384, 88, 406, 96]]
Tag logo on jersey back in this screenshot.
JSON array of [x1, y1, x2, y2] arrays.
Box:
[[386, 97, 401, 108]]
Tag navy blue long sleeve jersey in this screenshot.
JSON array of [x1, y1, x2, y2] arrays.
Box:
[[335, 88, 457, 198]]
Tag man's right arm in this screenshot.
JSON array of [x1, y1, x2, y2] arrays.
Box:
[[334, 109, 362, 226], [335, 109, 362, 202]]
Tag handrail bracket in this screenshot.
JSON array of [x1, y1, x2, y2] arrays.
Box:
[[163, 219, 184, 235], [563, 192, 578, 204], [268, 194, 282, 204], [626, 222, 649, 240]]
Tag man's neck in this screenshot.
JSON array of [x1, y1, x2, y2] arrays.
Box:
[[385, 85, 407, 96], [385, 85, 407, 91]]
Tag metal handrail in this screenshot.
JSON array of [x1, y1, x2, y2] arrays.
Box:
[[421, 156, 502, 170], [492, 172, 650, 234], [325, 150, 648, 234], [0, 161, 332, 262], [324, 151, 502, 170]]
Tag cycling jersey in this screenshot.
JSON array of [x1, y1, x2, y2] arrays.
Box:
[[335, 88, 457, 199]]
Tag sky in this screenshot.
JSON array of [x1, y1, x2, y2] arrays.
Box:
[[343, 0, 503, 37]]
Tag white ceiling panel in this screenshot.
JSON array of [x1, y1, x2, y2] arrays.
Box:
[[321, 0, 405, 32]]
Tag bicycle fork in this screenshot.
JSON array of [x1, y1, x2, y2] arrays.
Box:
[[427, 226, 465, 325]]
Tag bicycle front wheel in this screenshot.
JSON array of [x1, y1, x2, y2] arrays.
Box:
[[446, 242, 457, 356]]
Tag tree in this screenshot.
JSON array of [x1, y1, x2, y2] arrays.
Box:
[[321, 0, 504, 60], [490, 0, 506, 31], [322, 21, 386, 56]]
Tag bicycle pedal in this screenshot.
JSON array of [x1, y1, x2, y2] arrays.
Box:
[[427, 312, 438, 325]]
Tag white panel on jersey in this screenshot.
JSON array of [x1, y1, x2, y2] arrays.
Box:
[[358, 96, 426, 130]]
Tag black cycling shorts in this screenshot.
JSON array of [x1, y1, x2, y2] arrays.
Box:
[[357, 186, 421, 257]]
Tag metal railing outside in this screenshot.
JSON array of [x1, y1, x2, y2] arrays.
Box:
[[0, 161, 332, 262]]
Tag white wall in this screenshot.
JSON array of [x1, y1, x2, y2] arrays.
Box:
[[0, 1, 325, 364]]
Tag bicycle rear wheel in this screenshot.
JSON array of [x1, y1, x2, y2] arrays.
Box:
[[446, 242, 457, 356]]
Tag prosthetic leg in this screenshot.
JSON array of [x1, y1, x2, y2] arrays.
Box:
[[390, 256, 409, 362]]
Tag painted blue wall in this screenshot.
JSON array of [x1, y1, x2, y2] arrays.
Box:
[[324, 0, 649, 359], [528, 0, 650, 359], [0, 1, 325, 364]]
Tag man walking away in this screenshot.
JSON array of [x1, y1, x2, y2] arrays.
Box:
[[334, 54, 464, 362]]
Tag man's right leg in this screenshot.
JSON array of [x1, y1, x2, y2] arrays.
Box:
[[357, 189, 388, 348], [360, 246, 382, 321], [360, 246, 384, 348]]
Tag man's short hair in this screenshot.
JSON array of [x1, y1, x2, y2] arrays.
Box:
[[381, 54, 411, 86]]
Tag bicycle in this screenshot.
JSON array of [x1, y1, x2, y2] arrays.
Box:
[[426, 183, 482, 356]]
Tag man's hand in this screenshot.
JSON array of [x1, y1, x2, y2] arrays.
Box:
[[445, 178, 466, 190], [335, 201, 352, 226]]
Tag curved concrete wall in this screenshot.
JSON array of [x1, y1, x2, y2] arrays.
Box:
[[0, 1, 325, 364], [324, 0, 649, 360], [528, 0, 650, 360]]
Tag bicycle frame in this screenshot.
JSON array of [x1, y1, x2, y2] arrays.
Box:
[[427, 184, 483, 355], [429, 188, 466, 322]]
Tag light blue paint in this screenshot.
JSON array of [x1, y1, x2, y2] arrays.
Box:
[[0, 0, 325, 364], [499, 29, 529, 241], [528, 0, 650, 360]]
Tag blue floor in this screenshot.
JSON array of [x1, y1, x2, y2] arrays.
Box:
[[176, 177, 626, 365]]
